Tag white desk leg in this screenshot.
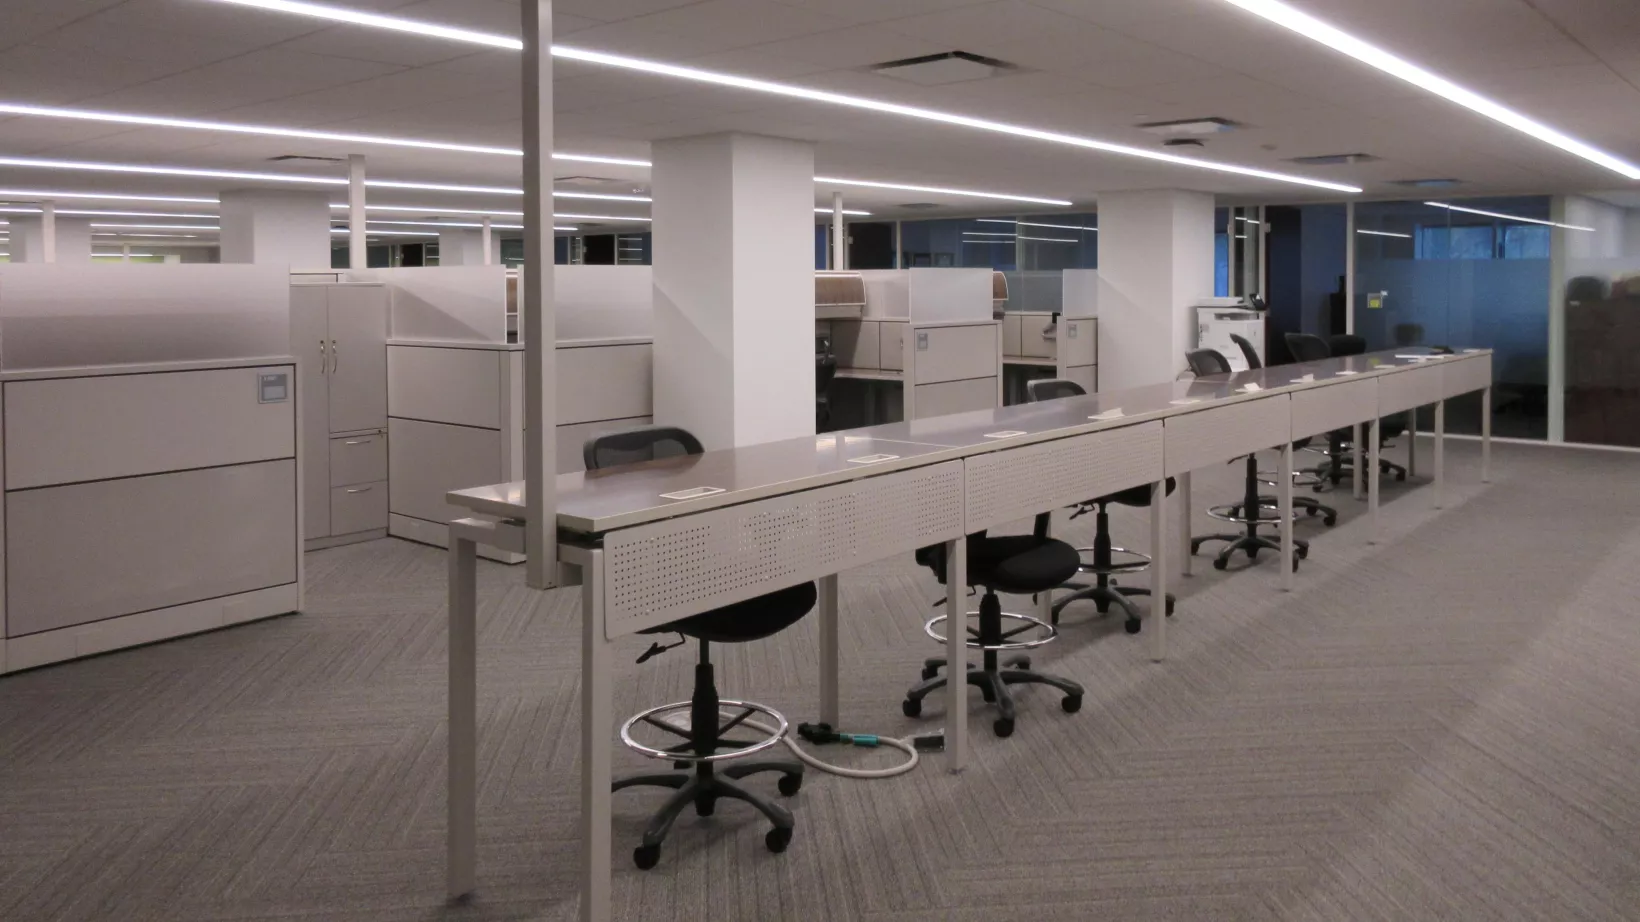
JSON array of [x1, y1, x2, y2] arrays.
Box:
[[448, 534, 478, 900], [1178, 471, 1193, 578], [1406, 408, 1418, 478], [1351, 423, 1364, 500], [1280, 442, 1294, 592], [945, 536, 967, 772], [817, 574, 840, 726], [1149, 480, 1168, 663], [1434, 399, 1446, 509], [1482, 386, 1492, 483], [1368, 418, 1381, 545], [580, 550, 613, 922]]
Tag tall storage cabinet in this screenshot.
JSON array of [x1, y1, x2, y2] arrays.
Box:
[[291, 282, 389, 548]]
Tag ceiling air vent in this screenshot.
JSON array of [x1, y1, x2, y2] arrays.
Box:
[[267, 154, 345, 162], [557, 175, 629, 188], [898, 203, 940, 210], [1138, 117, 1239, 137], [1287, 153, 1379, 166], [870, 51, 1016, 86]]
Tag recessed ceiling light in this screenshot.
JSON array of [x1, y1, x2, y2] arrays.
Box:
[[1356, 229, 1411, 239], [92, 232, 201, 237], [1217, 0, 1640, 179], [1019, 236, 1077, 243], [962, 231, 1017, 236], [0, 188, 218, 204], [1423, 201, 1594, 231], [332, 204, 524, 217], [329, 228, 438, 236], [90, 222, 220, 230], [974, 219, 1095, 231], [199, 0, 1360, 193], [0, 207, 219, 219], [817, 176, 1068, 206], [553, 213, 651, 222], [815, 207, 872, 216], [360, 219, 525, 229]]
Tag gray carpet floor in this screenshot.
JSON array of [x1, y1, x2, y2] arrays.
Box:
[[4, 438, 1640, 921]]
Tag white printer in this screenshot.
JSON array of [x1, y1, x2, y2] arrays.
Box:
[[1195, 296, 1266, 371]]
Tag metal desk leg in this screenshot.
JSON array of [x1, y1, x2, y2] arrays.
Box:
[[1149, 480, 1169, 663], [1368, 418, 1381, 545], [1482, 386, 1492, 483], [1351, 423, 1364, 500], [1406, 408, 1418, 478], [1178, 472, 1193, 578], [1280, 442, 1294, 592], [579, 550, 613, 922], [1434, 399, 1446, 509], [817, 574, 840, 726], [945, 536, 967, 772], [448, 534, 478, 900]]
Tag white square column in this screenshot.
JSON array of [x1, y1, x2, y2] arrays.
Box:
[[1096, 190, 1217, 390], [438, 229, 487, 266], [9, 216, 92, 262], [219, 189, 333, 269], [652, 133, 816, 449]]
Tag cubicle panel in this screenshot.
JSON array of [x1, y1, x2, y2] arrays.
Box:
[[5, 364, 296, 490], [5, 460, 296, 638], [879, 323, 906, 371], [1164, 395, 1292, 477], [556, 343, 653, 425], [556, 265, 652, 341], [557, 417, 653, 473], [964, 422, 1164, 533], [1002, 314, 1023, 356], [1016, 313, 1055, 358], [387, 345, 504, 428], [858, 270, 909, 318], [1378, 365, 1445, 415], [372, 266, 507, 343], [913, 378, 997, 419], [1060, 318, 1098, 367], [912, 323, 999, 385], [1291, 378, 1378, 439], [907, 268, 992, 323], [387, 417, 503, 525], [602, 460, 964, 638], [832, 320, 880, 370], [1443, 354, 1492, 399], [1065, 365, 1096, 394]]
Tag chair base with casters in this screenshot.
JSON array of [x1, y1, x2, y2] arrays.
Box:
[[1052, 488, 1176, 633], [1308, 425, 1408, 490], [903, 587, 1083, 738], [1192, 455, 1309, 571], [614, 644, 802, 869]]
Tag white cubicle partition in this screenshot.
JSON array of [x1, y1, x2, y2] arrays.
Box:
[[555, 265, 653, 341], [363, 265, 510, 343]]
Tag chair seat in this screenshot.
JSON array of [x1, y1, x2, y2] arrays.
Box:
[[969, 536, 1081, 594], [1101, 478, 1177, 508], [644, 582, 817, 644]]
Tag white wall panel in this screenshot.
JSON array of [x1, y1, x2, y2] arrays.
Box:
[[387, 417, 503, 525], [386, 344, 504, 428]]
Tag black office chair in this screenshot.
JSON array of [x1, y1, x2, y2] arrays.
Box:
[[816, 353, 837, 431], [1229, 334, 1337, 525], [587, 426, 813, 870], [1286, 333, 1408, 487], [1184, 348, 1309, 571], [901, 514, 1084, 738], [1025, 378, 1174, 633]]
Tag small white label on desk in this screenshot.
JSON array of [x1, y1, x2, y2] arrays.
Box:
[[984, 430, 1027, 439], [1169, 398, 1201, 406], [1240, 383, 1262, 392], [1333, 370, 1360, 376], [1088, 408, 1125, 420], [848, 453, 900, 464], [1296, 374, 1315, 383], [1463, 348, 1482, 353], [660, 486, 725, 501]]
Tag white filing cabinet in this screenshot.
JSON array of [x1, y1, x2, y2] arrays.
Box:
[[291, 283, 389, 547]]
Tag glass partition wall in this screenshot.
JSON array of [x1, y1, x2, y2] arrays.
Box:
[[1557, 193, 1640, 449]]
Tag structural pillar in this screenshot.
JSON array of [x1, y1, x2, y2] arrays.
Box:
[[1094, 189, 1217, 390], [9, 214, 92, 262], [521, 0, 557, 590], [652, 132, 816, 449], [832, 190, 846, 270], [219, 189, 333, 268], [481, 217, 494, 265], [438, 228, 488, 266], [348, 155, 368, 271]]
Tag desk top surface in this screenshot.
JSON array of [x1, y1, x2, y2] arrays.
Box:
[[449, 347, 1488, 534]]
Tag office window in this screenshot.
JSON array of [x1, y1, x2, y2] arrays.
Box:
[[1416, 225, 1493, 259], [1503, 225, 1550, 259]]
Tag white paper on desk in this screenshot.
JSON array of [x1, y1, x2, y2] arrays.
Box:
[[1088, 408, 1124, 420], [848, 453, 900, 464], [984, 430, 1027, 439], [1296, 374, 1315, 383], [1169, 398, 1201, 406], [1240, 382, 1262, 392], [660, 485, 725, 500], [1333, 370, 1360, 376]]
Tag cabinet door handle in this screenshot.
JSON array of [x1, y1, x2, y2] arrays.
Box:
[[344, 486, 373, 494], [342, 438, 373, 446], [318, 338, 327, 374], [330, 339, 339, 374]]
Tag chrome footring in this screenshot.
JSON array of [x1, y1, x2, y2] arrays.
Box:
[[1075, 545, 1152, 575], [1258, 469, 1325, 487], [1206, 502, 1295, 526], [619, 699, 788, 763], [924, 610, 1058, 652]]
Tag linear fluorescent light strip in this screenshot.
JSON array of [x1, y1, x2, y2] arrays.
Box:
[[815, 176, 1066, 206], [817, 207, 871, 216], [93, 232, 201, 238], [974, 219, 1095, 232], [1423, 201, 1594, 232], [199, 0, 1360, 193], [0, 188, 217, 204], [91, 222, 219, 230], [1356, 229, 1411, 239], [1217, 0, 1640, 179], [1020, 236, 1078, 243]]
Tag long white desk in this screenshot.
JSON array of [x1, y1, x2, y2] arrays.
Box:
[[441, 346, 1493, 922]]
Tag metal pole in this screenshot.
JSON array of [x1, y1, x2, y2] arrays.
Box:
[[1345, 201, 1356, 336], [348, 154, 367, 271], [522, 0, 558, 590], [831, 190, 846, 271], [481, 216, 493, 266], [42, 201, 56, 263], [122, 243, 131, 262]]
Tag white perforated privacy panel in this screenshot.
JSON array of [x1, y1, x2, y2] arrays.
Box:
[[1291, 379, 1377, 439], [1164, 395, 1291, 476], [1443, 355, 1492, 399], [1379, 365, 1444, 414], [964, 422, 1162, 532], [603, 460, 963, 638]]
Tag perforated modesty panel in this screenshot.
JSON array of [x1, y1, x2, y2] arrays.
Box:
[[603, 460, 964, 639], [1378, 364, 1444, 415], [964, 422, 1162, 532], [1291, 378, 1378, 439], [1443, 354, 1492, 399], [1164, 395, 1291, 476]]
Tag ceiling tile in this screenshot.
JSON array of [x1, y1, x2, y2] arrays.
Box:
[[627, 0, 852, 48], [739, 25, 948, 69]]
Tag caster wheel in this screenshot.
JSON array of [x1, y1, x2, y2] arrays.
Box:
[[1247, 546, 1260, 560], [1396, 472, 1406, 482], [777, 773, 802, 797], [920, 665, 939, 680], [1306, 506, 1319, 517], [1165, 598, 1176, 617], [1124, 617, 1141, 635], [979, 684, 997, 704], [993, 717, 1015, 738], [1008, 656, 1031, 670], [1061, 695, 1082, 714], [695, 795, 716, 817], [765, 827, 792, 854], [902, 697, 921, 718], [1298, 545, 1310, 559], [634, 844, 661, 870], [1213, 557, 1229, 571], [673, 760, 691, 770], [1323, 514, 1337, 526]]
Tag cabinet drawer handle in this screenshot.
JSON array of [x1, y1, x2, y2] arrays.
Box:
[[342, 438, 373, 445], [344, 486, 373, 494]]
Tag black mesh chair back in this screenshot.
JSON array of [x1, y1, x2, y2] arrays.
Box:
[[1229, 333, 1262, 370], [1285, 332, 1331, 363], [1185, 348, 1233, 377], [584, 425, 704, 470], [1327, 333, 1366, 357], [816, 354, 837, 390], [1025, 378, 1086, 402]]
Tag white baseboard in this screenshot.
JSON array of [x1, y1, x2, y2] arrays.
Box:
[[305, 528, 387, 552], [389, 513, 525, 564]]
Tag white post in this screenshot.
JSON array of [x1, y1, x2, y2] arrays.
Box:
[[41, 201, 56, 263], [348, 154, 367, 271], [481, 216, 493, 266], [1149, 479, 1169, 662], [121, 243, 131, 263], [1256, 205, 1267, 298], [523, 0, 557, 589], [832, 190, 846, 271], [446, 534, 477, 898], [1345, 201, 1356, 335], [893, 220, 902, 269], [944, 536, 967, 771], [1434, 399, 1445, 509], [1280, 441, 1294, 591], [1226, 208, 1238, 296], [817, 574, 839, 726]]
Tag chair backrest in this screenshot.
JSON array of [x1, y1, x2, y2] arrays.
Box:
[[1327, 333, 1366, 357], [816, 354, 837, 391], [1228, 333, 1262, 370], [1185, 348, 1233, 377], [1285, 332, 1332, 362], [1025, 378, 1086, 402], [584, 425, 704, 471]]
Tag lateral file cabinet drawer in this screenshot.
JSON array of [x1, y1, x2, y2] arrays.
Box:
[[331, 481, 388, 535], [330, 433, 387, 486]]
